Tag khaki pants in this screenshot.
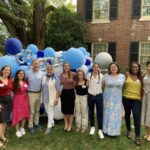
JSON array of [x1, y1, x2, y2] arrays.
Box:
[[28, 93, 41, 128], [75, 94, 88, 129]]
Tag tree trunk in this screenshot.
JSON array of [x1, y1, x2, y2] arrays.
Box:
[[32, 0, 46, 49]]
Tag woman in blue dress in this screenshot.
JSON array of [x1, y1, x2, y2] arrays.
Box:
[[103, 63, 125, 136]]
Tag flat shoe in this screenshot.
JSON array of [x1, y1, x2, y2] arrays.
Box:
[[127, 131, 132, 139], [0, 138, 8, 143], [0, 142, 6, 149], [145, 138, 150, 142], [63, 127, 68, 131], [67, 128, 72, 131], [135, 137, 141, 146], [144, 135, 148, 140]]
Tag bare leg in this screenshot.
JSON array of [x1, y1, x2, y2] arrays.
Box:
[[67, 115, 74, 130], [0, 123, 7, 140], [1, 123, 6, 139], [15, 123, 20, 131], [63, 114, 69, 130], [20, 118, 26, 129], [147, 127, 150, 141], [0, 124, 3, 138]]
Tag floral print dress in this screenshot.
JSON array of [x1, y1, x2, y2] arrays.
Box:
[[103, 74, 125, 136]]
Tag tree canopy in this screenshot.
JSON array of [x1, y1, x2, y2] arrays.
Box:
[[0, 0, 54, 49], [46, 6, 86, 51], [0, 0, 86, 52]]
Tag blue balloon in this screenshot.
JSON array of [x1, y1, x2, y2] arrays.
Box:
[[44, 47, 55, 58], [85, 57, 92, 66], [19, 65, 29, 73], [86, 52, 90, 57], [25, 54, 37, 65], [78, 47, 87, 56], [0, 55, 20, 77], [60, 51, 67, 59], [27, 44, 38, 55], [37, 51, 44, 58], [4, 38, 22, 55], [87, 65, 92, 73], [64, 48, 85, 69]]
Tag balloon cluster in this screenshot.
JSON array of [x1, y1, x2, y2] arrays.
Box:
[[0, 38, 94, 77], [0, 38, 113, 120]]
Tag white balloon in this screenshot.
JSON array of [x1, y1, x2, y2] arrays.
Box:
[[54, 65, 63, 77], [94, 52, 113, 69], [77, 64, 88, 75]]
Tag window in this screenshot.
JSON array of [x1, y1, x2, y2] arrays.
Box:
[[85, 0, 118, 22], [129, 42, 139, 65], [92, 43, 108, 59], [93, 0, 109, 21], [140, 0, 150, 20], [92, 42, 116, 61], [139, 42, 150, 66], [142, 0, 150, 16]]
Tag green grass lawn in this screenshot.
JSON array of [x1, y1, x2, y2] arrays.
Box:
[[4, 117, 150, 150]]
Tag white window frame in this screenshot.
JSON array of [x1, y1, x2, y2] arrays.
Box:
[[140, 0, 150, 21], [92, 42, 108, 60], [139, 42, 150, 66], [92, 0, 110, 24]]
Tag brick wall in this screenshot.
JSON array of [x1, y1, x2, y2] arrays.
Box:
[[77, 0, 150, 66]]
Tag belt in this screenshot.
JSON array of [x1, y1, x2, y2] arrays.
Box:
[[89, 93, 101, 96], [28, 91, 41, 93]]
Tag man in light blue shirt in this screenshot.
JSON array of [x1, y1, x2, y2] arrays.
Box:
[[26, 59, 44, 133]]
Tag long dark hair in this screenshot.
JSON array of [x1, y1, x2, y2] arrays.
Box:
[[90, 63, 100, 81], [0, 66, 11, 78], [129, 62, 143, 96], [63, 63, 72, 79], [129, 62, 142, 81], [75, 70, 87, 86], [13, 69, 26, 91], [108, 62, 120, 74], [146, 61, 150, 66]]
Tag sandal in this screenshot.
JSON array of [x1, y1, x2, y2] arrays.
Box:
[[145, 136, 150, 142], [127, 131, 132, 139], [144, 135, 148, 140], [0, 141, 6, 149], [135, 137, 141, 146], [0, 138, 8, 143]]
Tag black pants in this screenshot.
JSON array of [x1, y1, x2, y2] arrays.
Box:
[[123, 97, 141, 137], [88, 93, 103, 130]]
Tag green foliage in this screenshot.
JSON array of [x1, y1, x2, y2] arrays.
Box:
[[0, 22, 9, 54], [120, 65, 129, 74], [46, 6, 86, 51]]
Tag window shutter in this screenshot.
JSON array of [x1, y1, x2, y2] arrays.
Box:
[[109, 0, 118, 20], [132, 0, 141, 19], [129, 42, 139, 64], [108, 42, 116, 62], [85, 0, 93, 22], [85, 42, 92, 53]]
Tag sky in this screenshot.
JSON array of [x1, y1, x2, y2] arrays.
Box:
[[72, 0, 77, 5]]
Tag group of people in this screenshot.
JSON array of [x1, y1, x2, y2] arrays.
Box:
[[0, 59, 150, 148]]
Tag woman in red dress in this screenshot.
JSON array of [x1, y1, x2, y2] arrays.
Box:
[[12, 69, 30, 138], [0, 66, 12, 148]]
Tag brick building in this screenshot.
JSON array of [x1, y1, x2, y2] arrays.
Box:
[[77, 0, 150, 66]]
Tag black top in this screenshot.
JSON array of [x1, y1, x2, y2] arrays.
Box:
[[75, 81, 88, 96]]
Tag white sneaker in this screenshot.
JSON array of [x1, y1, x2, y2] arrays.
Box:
[[16, 131, 23, 138], [20, 128, 26, 135], [89, 127, 95, 135], [98, 130, 104, 139]]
